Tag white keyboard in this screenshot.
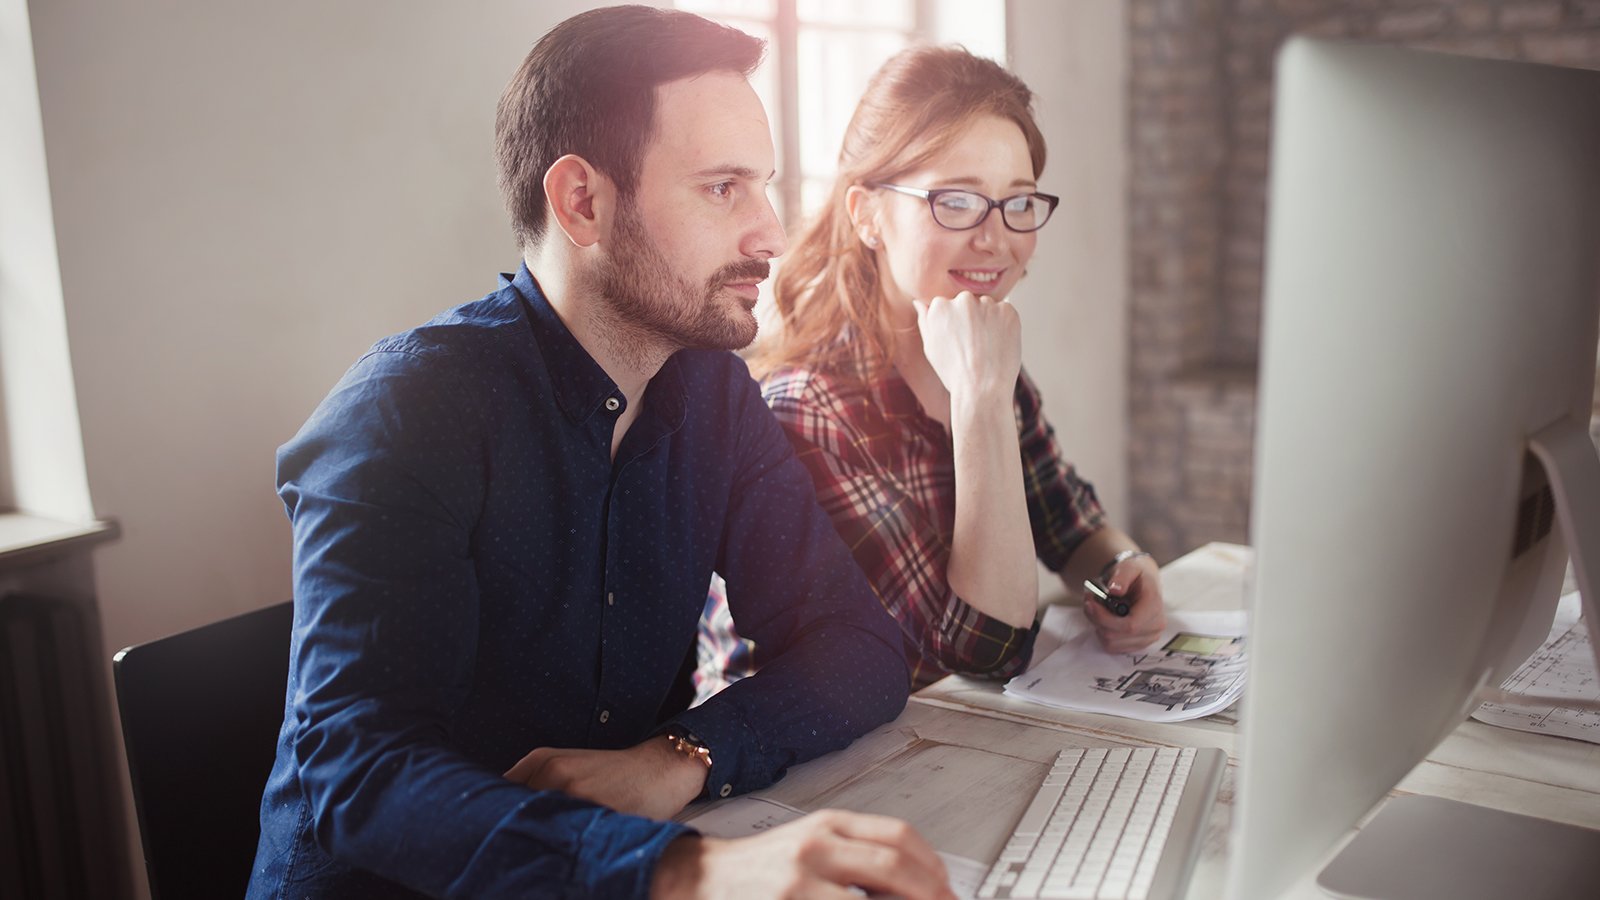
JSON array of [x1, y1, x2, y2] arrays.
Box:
[[977, 746, 1225, 900]]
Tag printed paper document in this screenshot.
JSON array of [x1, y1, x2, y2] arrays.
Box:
[[1004, 610, 1247, 722], [1473, 591, 1600, 744]]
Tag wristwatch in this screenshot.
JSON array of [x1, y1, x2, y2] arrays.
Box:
[[663, 728, 713, 771]]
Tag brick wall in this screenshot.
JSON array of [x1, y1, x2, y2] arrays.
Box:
[[1126, 0, 1600, 561]]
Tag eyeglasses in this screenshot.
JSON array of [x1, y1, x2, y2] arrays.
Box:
[[868, 182, 1060, 233]]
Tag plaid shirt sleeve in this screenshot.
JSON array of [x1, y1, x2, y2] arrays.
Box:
[[1014, 367, 1108, 573], [696, 367, 1110, 694], [763, 373, 1044, 687]]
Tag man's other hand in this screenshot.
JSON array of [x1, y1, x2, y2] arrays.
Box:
[[504, 736, 707, 820], [650, 809, 958, 900]]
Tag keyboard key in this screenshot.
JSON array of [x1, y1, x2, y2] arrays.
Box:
[[1036, 877, 1100, 890], [1013, 779, 1066, 837]]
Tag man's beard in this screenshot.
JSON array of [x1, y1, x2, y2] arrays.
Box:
[[592, 204, 768, 352]]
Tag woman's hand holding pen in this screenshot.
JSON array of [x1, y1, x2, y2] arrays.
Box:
[[1082, 553, 1167, 653]]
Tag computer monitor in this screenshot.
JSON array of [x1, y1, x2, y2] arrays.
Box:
[[1229, 37, 1600, 899]]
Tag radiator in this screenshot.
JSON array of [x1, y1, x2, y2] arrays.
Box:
[[0, 594, 121, 900]]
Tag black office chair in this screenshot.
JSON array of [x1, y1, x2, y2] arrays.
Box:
[[113, 602, 292, 900]]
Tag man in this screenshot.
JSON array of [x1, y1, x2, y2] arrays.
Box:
[[247, 6, 956, 899]]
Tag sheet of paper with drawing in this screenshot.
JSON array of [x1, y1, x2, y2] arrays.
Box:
[[1004, 610, 1248, 722], [1472, 591, 1600, 744]]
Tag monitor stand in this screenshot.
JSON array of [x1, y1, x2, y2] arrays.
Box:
[[1528, 416, 1600, 678], [1316, 795, 1600, 900], [1316, 416, 1600, 900]]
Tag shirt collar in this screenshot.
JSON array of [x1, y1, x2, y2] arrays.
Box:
[[649, 354, 688, 434], [504, 264, 619, 423], [504, 262, 687, 434]]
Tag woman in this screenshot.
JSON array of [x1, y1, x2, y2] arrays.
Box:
[[698, 45, 1166, 695]]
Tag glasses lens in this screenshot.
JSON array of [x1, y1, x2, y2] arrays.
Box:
[[930, 191, 987, 229], [1001, 195, 1051, 232]]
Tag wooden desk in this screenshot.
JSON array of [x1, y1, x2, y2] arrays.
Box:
[[696, 543, 1600, 898]]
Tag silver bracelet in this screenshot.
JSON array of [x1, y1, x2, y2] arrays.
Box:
[[1099, 549, 1153, 583]]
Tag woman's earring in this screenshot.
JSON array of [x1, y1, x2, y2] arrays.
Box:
[[862, 233, 880, 249]]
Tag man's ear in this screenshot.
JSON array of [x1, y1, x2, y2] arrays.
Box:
[[543, 154, 612, 248]]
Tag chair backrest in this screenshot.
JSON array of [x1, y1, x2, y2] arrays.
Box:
[[113, 602, 292, 900]]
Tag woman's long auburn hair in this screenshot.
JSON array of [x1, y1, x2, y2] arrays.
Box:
[[747, 45, 1047, 381]]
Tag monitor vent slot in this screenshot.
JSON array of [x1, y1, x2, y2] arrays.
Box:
[[1511, 483, 1556, 559]]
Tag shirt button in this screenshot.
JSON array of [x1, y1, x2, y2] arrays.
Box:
[[607, 592, 615, 607], [604, 397, 621, 412], [718, 783, 733, 798], [599, 709, 610, 724]]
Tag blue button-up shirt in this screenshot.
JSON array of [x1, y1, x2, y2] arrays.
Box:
[[247, 265, 911, 899]]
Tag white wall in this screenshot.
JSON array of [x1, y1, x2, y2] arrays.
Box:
[[1008, 0, 1130, 532], [25, 2, 601, 895]]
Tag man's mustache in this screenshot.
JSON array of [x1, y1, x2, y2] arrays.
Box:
[[710, 258, 771, 288]]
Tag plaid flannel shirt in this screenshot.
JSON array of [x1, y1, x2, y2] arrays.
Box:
[[697, 336, 1107, 697]]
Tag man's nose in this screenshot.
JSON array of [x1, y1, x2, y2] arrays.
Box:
[[742, 192, 787, 260]]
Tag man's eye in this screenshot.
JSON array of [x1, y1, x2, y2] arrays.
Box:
[[709, 182, 734, 199]]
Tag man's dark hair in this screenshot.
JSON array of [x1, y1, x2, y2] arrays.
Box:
[[495, 5, 765, 250]]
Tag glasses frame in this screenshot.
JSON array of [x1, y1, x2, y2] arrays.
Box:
[[868, 182, 1060, 233]]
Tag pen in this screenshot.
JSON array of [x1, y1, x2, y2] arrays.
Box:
[[1083, 578, 1131, 617]]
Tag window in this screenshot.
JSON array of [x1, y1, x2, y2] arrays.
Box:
[[1, 0, 96, 525], [675, 0, 1005, 229]]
